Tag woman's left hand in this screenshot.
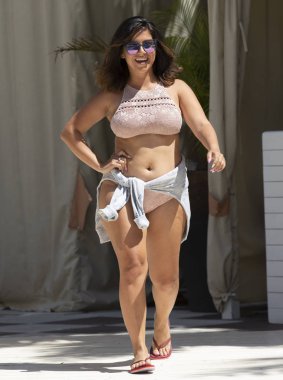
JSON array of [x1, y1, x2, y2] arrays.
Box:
[[207, 150, 226, 173]]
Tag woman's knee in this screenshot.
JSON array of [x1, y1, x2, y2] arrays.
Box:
[[149, 272, 179, 292], [119, 252, 148, 285]]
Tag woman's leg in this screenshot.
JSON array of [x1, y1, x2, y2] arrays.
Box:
[[147, 198, 186, 357], [98, 182, 151, 370]]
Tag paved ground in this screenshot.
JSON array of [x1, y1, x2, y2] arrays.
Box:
[[0, 306, 283, 379]]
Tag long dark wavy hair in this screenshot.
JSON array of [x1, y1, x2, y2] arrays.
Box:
[[96, 16, 181, 91]]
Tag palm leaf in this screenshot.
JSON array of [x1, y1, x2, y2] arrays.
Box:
[[152, 0, 199, 36], [152, 0, 209, 167], [54, 36, 107, 61]]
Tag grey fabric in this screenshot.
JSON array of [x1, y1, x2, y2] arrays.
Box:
[[95, 157, 190, 243], [207, 0, 251, 312], [207, 0, 283, 312], [0, 0, 78, 311], [236, 0, 283, 304]]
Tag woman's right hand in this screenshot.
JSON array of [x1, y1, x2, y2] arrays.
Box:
[[98, 150, 131, 174]]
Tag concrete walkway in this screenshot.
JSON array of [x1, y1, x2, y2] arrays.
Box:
[[0, 306, 283, 379]]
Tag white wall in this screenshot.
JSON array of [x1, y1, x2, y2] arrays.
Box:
[[263, 131, 283, 323]]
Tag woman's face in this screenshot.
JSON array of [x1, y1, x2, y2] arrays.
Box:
[[121, 28, 156, 74]]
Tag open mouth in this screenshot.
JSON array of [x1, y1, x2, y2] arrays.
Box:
[[135, 58, 149, 65]]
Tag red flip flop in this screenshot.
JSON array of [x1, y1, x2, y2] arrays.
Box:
[[150, 337, 172, 360], [129, 356, 155, 374]]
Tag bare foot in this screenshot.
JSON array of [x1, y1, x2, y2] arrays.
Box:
[[151, 319, 171, 357], [131, 349, 154, 372]]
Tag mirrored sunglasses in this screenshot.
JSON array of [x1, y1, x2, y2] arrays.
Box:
[[125, 39, 157, 55]]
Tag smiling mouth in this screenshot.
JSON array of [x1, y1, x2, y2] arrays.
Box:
[[135, 58, 149, 64]]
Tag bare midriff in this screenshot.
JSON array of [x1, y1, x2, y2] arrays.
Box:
[[115, 133, 181, 182]]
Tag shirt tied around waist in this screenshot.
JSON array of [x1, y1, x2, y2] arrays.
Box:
[[95, 157, 191, 243]]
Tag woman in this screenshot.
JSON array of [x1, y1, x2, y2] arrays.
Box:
[[60, 16, 225, 374]]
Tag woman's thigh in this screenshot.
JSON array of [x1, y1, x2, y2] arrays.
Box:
[[98, 181, 148, 267], [146, 198, 186, 280]]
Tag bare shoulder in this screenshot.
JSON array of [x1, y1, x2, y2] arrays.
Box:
[[104, 90, 123, 119], [66, 89, 123, 134], [172, 79, 201, 106], [166, 79, 194, 108], [172, 79, 206, 123], [80, 89, 122, 120], [173, 79, 194, 95], [100, 89, 122, 103], [167, 79, 193, 95], [87, 89, 121, 111]]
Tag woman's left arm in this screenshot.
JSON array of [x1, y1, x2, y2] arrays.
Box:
[[176, 79, 226, 172]]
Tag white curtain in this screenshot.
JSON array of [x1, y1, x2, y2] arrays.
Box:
[[207, 0, 251, 312], [0, 0, 171, 311], [0, 0, 79, 310]]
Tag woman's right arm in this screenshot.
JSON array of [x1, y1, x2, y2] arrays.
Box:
[[60, 91, 126, 173]]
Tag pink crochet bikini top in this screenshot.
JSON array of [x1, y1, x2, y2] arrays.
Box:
[[110, 83, 182, 138]]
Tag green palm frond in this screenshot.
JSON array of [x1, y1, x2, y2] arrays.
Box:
[[152, 0, 209, 166], [153, 0, 209, 111], [152, 0, 199, 36], [54, 36, 107, 61]]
